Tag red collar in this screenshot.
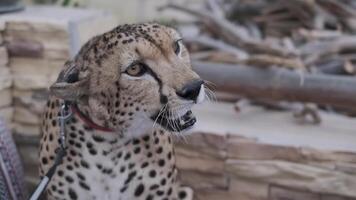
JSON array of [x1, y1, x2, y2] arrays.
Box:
[[70, 104, 114, 132]]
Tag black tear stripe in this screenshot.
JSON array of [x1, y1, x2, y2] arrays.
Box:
[[145, 66, 168, 105]]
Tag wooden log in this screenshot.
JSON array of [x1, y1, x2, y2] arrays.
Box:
[[192, 61, 356, 109]]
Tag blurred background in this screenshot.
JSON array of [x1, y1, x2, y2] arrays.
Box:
[[0, 0, 356, 199]]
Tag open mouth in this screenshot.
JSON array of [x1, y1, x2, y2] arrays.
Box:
[[151, 110, 197, 132]]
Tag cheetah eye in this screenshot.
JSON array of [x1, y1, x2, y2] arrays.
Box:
[[125, 63, 147, 77], [173, 39, 183, 56]]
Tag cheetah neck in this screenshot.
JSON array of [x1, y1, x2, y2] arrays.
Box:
[[41, 95, 188, 198], [71, 103, 114, 132]]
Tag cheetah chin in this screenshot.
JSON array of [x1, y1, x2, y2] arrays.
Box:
[[151, 110, 196, 132]]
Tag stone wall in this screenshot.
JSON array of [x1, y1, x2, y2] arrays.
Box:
[[0, 22, 12, 124], [175, 132, 356, 200], [0, 6, 117, 136], [7, 20, 69, 136], [0, 6, 118, 192], [0, 6, 355, 200]]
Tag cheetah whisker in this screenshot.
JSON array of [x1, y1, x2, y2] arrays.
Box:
[[152, 103, 168, 134], [169, 104, 190, 143], [205, 87, 217, 102]]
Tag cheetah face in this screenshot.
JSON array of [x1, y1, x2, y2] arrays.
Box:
[[50, 23, 205, 138]]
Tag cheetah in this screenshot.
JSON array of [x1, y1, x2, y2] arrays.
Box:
[[39, 23, 205, 200]]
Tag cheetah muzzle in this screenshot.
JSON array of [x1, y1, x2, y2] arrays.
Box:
[[151, 79, 204, 132]]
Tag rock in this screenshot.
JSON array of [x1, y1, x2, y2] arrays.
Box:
[[13, 89, 49, 114], [0, 67, 12, 90], [175, 132, 227, 159], [13, 106, 41, 125], [0, 89, 11, 108], [0, 45, 8, 66], [4, 28, 70, 54], [6, 36, 69, 60], [7, 39, 44, 58], [12, 123, 41, 136], [229, 178, 269, 200], [175, 132, 227, 178], [321, 195, 356, 200], [269, 186, 319, 200], [0, 21, 4, 31], [335, 162, 356, 175], [175, 146, 225, 174], [11, 57, 64, 89], [41, 48, 70, 60], [228, 140, 356, 164], [179, 170, 228, 190], [228, 141, 303, 162], [194, 178, 270, 200], [194, 189, 236, 200], [270, 186, 355, 200], [0, 107, 13, 124], [300, 147, 356, 163], [5, 20, 67, 34], [226, 160, 356, 197], [1, 6, 117, 57]]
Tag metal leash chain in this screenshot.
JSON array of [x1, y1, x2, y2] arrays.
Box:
[[29, 102, 72, 200]]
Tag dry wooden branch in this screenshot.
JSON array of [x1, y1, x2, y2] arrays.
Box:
[[184, 36, 248, 59], [206, 0, 224, 19], [244, 54, 305, 69], [190, 51, 241, 64], [159, 0, 356, 115], [297, 28, 342, 40], [159, 3, 297, 57], [294, 103, 322, 124], [299, 36, 356, 56]]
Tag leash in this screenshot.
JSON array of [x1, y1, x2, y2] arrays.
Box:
[[29, 101, 114, 200], [29, 103, 72, 200]]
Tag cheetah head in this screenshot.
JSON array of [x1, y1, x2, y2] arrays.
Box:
[[50, 23, 205, 138]]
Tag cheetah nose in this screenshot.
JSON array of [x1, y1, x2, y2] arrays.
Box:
[[176, 79, 204, 103]]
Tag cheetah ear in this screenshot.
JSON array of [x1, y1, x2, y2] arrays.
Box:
[[50, 62, 89, 101]]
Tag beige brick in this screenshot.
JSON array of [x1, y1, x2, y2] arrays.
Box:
[[0, 107, 13, 124], [0, 67, 12, 90], [12, 122, 41, 136], [13, 106, 41, 125], [10, 57, 64, 89], [226, 160, 356, 197], [0, 89, 11, 108], [0, 45, 8, 65], [179, 170, 228, 190], [269, 186, 319, 200]]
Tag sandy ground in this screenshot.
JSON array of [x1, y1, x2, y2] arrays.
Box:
[[191, 102, 356, 152]]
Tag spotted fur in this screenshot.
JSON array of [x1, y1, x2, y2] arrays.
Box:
[[39, 23, 203, 200]]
